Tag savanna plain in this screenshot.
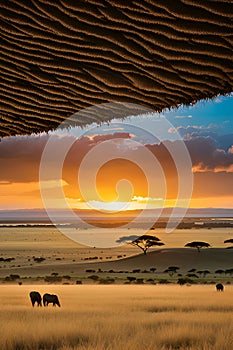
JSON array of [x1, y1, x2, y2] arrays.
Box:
[[0, 284, 232, 350]]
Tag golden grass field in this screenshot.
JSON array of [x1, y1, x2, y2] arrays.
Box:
[[0, 285, 232, 350]]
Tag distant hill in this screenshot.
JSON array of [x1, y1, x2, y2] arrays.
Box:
[[1, 208, 233, 223], [0, 248, 232, 277]]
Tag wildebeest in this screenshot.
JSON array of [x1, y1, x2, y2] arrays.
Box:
[[216, 283, 224, 292], [43, 293, 61, 307], [29, 291, 42, 307]]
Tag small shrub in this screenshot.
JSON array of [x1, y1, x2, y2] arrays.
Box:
[[3, 257, 15, 262], [150, 268, 157, 273], [63, 275, 71, 280], [4, 274, 20, 281], [186, 273, 198, 278], [127, 276, 136, 283], [33, 257, 45, 263], [158, 279, 170, 284], [76, 280, 82, 284], [177, 278, 187, 285], [99, 278, 115, 284], [146, 278, 154, 282], [136, 278, 144, 284], [178, 277, 196, 285], [44, 275, 62, 283], [88, 275, 99, 281]]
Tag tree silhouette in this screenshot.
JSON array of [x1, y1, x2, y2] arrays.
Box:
[[116, 234, 164, 255], [164, 266, 180, 277], [225, 268, 233, 276], [224, 238, 233, 249], [187, 268, 196, 273], [224, 238, 233, 244], [150, 267, 157, 273], [185, 241, 210, 253], [196, 270, 210, 277]]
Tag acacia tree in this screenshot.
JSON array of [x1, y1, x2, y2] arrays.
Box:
[[116, 234, 164, 255], [185, 241, 210, 253], [224, 238, 233, 249], [164, 266, 180, 277]]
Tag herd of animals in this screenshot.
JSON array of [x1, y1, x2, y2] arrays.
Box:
[[29, 291, 60, 307], [29, 284, 224, 307]]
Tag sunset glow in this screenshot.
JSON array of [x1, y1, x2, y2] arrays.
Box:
[[0, 96, 232, 212]]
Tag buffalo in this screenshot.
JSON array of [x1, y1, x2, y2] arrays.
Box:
[[216, 283, 224, 292], [29, 291, 42, 307], [43, 293, 61, 307]]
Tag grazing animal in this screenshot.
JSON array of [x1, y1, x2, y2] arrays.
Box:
[[29, 291, 42, 307], [43, 293, 61, 307], [216, 283, 224, 292]]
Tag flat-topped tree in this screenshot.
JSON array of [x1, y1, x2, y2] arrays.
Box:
[[185, 241, 210, 253], [224, 239, 233, 244], [224, 238, 233, 249], [164, 266, 180, 277], [116, 234, 164, 255]]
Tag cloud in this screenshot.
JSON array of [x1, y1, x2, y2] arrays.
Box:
[[1, 131, 233, 208], [85, 132, 133, 143], [185, 137, 233, 172], [174, 115, 192, 119], [132, 195, 163, 203], [168, 124, 220, 137], [0, 134, 50, 183], [116, 235, 140, 243], [193, 171, 233, 198], [0, 132, 132, 183], [102, 127, 124, 131]]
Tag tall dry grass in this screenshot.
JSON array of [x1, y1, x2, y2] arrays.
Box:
[[0, 285, 232, 350]]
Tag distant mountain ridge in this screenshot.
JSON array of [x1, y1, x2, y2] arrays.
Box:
[[0, 207, 233, 223]]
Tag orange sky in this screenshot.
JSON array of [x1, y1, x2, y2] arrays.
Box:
[[0, 132, 233, 210]]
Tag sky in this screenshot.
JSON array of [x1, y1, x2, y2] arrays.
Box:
[[0, 95, 232, 212]]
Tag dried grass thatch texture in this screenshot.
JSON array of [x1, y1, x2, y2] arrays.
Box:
[[0, 0, 233, 137]]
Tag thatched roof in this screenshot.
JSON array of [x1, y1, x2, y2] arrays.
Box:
[[1, 1, 233, 137]]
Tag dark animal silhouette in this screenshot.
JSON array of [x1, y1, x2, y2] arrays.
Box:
[[29, 291, 42, 307], [216, 283, 224, 292], [43, 293, 61, 307]]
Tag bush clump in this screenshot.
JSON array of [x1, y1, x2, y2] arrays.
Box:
[[4, 274, 20, 281], [177, 277, 197, 285], [33, 257, 45, 263], [99, 278, 115, 284], [76, 280, 82, 284], [44, 275, 62, 283], [158, 279, 170, 284], [127, 276, 136, 283], [88, 275, 99, 281]]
